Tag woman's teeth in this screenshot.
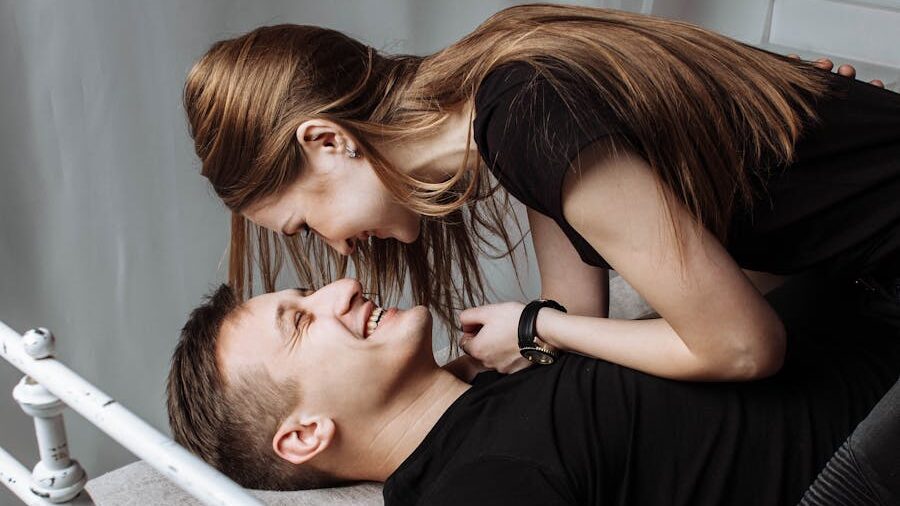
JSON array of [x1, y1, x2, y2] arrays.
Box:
[[365, 306, 385, 337]]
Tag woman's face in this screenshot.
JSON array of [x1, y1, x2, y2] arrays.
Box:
[[243, 129, 421, 255]]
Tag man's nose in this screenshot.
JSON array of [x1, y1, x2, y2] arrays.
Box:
[[331, 278, 363, 315]]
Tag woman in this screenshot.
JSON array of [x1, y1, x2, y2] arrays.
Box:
[[183, 5, 899, 381]]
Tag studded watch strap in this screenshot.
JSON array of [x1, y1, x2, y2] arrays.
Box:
[[518, 299, 566, 350]]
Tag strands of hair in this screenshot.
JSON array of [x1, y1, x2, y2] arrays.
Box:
[[184, 4, 830, 352]]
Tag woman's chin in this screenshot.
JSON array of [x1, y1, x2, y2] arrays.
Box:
[[376, 219, 421, 244], [398, 233, 418, 244], [403, 221, 423, 243], [385, 226, 420, 244]]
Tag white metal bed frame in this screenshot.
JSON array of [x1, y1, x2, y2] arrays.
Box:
[[0, 321, 263, 506]]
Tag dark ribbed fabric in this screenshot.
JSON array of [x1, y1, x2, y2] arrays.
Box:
[[800, 377, 900, 506], [800, 441, 880, 505]]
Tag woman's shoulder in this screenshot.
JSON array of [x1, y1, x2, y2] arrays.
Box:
[[474, 61, 540, 108], [473, 60, 621, 162]]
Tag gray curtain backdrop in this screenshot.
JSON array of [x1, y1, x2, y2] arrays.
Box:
[[2, 0, 895, 504], [0, 2, 586, 501]]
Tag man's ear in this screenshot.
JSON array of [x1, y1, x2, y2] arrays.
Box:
[[272, 414, 336, 465]]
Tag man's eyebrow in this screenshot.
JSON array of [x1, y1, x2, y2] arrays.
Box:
[[275, 303, 291, 341]]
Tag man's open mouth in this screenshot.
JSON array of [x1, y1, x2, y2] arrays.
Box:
[[364, 306, 385, 338]]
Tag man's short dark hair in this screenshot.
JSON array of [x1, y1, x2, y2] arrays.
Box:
[[166, 284, 337, 490]]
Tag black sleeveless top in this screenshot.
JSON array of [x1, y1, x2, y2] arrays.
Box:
[[472, 61, 900, 277]]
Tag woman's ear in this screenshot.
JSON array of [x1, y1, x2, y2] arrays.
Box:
[[272, 414, 336, 465], [296, 120, 345, 154]]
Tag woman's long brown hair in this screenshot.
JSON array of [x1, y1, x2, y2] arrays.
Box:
[[184, 4, 830, 347]]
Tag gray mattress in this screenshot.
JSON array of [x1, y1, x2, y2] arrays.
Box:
[[86, 461, 384, 505]]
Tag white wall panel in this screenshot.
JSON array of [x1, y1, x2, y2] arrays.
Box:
[[769, 0, 900, 67]]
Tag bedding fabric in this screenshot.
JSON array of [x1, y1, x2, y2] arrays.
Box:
[[85, 461, 383, 506]]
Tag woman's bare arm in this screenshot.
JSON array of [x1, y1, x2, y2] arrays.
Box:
[[528, 208, 609, 318], [537, 140, 786, 381]]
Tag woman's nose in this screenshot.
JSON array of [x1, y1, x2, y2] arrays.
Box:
[[324, 237, 354, 256]]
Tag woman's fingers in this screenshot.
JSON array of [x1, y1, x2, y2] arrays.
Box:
[[813, 57, 835, 71], [461, 323, 483, 335], [792, 54, 884, 88], [459, 305, 493, 327], [458, 306, 481, 323], [460, 333, 481, 356], [789, 54, 835, 72], [837, 64, 856, 79]]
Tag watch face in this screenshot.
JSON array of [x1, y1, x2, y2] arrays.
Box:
[[522, 348, 555, 365]]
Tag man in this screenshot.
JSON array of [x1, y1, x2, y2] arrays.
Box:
[[167, 278, 900, 505]]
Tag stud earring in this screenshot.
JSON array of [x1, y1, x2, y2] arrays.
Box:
[[345, 145, 359, 158]]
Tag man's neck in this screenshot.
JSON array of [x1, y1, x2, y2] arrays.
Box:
[[356, 369, 471, 482]]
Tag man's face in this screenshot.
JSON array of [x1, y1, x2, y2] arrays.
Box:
[[217, 278, 435, 419]]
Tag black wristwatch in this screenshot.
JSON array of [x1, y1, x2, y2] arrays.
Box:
[[518, 299, 566, 365]]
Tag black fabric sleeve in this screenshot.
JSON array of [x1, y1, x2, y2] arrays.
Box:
[[419, 457, 575, 506], [473, 62, 623, 267]]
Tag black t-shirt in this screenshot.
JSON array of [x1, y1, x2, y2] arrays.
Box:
[[472, 60, 900, 276], [382, 332, 900, 505]]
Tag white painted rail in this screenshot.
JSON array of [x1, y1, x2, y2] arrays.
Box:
[[0, 445, 56, 506], [0, 321, 263, 506]]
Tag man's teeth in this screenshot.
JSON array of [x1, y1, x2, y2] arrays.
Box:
[[366, 307, 385, 337]]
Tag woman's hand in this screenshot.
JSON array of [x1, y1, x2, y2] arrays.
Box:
[[459, 302, 535, 374], [795, 55, 885, 88]]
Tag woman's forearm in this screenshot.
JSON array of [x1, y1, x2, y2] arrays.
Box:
[[536, 309, 784, 381]]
